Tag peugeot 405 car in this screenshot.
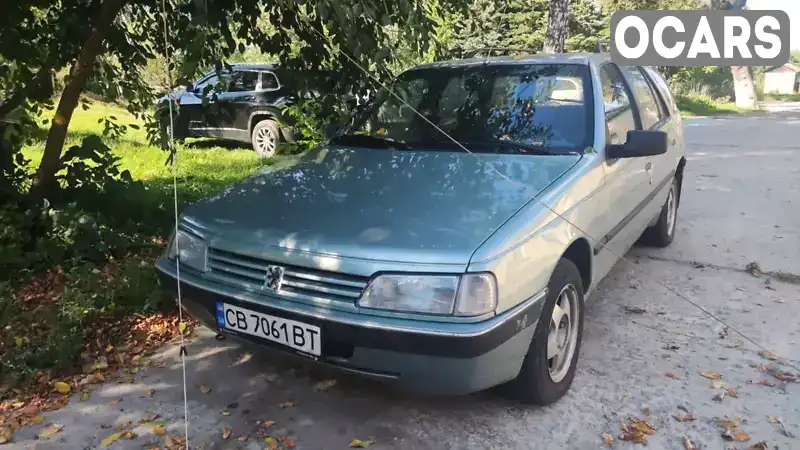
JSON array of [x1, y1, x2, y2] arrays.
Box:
[[156, 50, 685, 405]]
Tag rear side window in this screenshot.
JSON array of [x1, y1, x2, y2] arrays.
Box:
[[260, 72, 280, 90], [228, 71, 258, 92], [642, 67, 678, 116], [624, 66, 664, 129], [599, 64, 636, 145]]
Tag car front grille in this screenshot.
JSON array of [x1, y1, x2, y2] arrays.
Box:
[[205, 247, 368, 304]]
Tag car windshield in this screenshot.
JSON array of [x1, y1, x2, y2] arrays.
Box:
[[334, 63, 594, 154]]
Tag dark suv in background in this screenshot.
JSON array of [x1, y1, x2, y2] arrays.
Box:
[[157, 63, 292, 156]]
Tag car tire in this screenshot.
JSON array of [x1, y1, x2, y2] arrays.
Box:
[[640, 177, 679, 247], [508, 258, 585, 405], [251, 119, 280, 157]]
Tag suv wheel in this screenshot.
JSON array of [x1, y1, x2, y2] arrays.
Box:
[[251, 119, 279, 157], [640, 177, 678, 247], [508, 258, 584, 405]]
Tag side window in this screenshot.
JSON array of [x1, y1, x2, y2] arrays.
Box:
[[624, 66, 664, 129], [642, 67, 677, 116], [599, 64, 636, 145], [228, 71, 258, 92], [260, 72, 280, 90], [194, 72, 231, 94]]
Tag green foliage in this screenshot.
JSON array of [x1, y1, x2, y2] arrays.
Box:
[[763, 92, 800, 102], [675, 93, 744, 117]]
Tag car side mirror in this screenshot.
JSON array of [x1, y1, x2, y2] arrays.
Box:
[[606, 130, 668, 159], [324, 124, 341, 139]]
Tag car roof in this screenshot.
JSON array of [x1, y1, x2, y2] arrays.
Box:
[[228, 62, 279, 71], [406, 52, 611, 72]]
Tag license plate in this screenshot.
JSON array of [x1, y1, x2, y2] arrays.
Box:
[[216, 302, 321, 356]]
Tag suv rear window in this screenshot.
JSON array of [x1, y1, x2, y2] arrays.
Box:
[[343, 64, 594, 154]]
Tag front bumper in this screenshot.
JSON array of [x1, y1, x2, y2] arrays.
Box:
[[156, 258, 544, 395]]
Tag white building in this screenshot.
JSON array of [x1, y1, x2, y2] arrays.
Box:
[[763, 64, 800, 95]]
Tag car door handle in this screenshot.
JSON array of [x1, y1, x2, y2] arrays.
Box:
[[670, 137, 676, 146], [645, 161, 653, 172]]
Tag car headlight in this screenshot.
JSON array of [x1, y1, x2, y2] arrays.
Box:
[[166, 229, 207, 272], [358, 273, 497, 316]]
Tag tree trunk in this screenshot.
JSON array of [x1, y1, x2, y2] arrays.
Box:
[[543, 0, 570, 53], [731, 66, 759, 109], [29, 0, 127, 200], [0, 66, 53, 120]]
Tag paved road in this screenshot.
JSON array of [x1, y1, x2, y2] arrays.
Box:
[[10, 110, 800, 449]]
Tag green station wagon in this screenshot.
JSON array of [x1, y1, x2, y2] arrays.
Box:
[[157, 51, 685, 404]]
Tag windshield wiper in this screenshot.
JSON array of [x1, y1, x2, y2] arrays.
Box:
[[466, 139, 571, 155], [329, 133, 412, 150]]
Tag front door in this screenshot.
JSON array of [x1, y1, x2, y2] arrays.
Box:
[[593, 63, 652, 280], [207, 70, 260, 141]]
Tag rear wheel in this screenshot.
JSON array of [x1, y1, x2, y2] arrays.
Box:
[[640, 177, 678, 247], [509, 258, 584, 405], [251, 119, 279, 157]]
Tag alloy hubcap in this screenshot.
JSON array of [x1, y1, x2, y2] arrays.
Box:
[[256, 127, 276, 155], [547, 284, 580, 383], [666, 184, 677, 236]]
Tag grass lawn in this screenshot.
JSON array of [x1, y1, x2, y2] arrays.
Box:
[[23, 101, 271, 204], [676, 93, 755, 117]]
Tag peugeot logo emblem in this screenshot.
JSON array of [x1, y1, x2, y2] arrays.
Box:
[[265, 265, 285, 291]]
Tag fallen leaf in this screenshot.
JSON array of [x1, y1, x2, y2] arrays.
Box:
[[153, 425, 167, 436], [221, 410, 231, 416], [278, 401, 297, 409], [313, 379, 338, 392], [179, 322, 187, 334], [726, 388, 739, 398], [602, 432, 614, 447], [759, 350, 778, 361], [711, 381, 725, 389], [748, 442, 769, 450], [767, 417, 782, 424], [683, 437, 696, 450], [666, 372, 682, 380], [279, 437, 297, 448], [722, 428, 751, 442], [629, 419, 657, 435], [101, 431, 123, 447], [222, 426, 232, 439], [716, 418, 740, 430], [121, 431, 136, 439], [624, 306, 647, 314], [769, 369, 798, 383], [31, 415, 44, 424], [108, 399, 121, 406], [673, 413, 697, 422], [619, 429, 648, 445], [200, 384, 211, 394], [101, 423, 113, 429], [0, 427, 13, 444], [751, 379, 776, 387], [145, 389, 156, 397], [81, 392, 91, 401], [38, 423, 64, 439], [264, 436, 278, 449], [54, 381, 71, 394], [237, 435, 249, 442], [713, 391, 726, 402], [140, 412, 160, 423], [262, 420, 276, 428], [700, 371, 722, 380], [350, 438, 374, 448], [116, 420, 132, 431]]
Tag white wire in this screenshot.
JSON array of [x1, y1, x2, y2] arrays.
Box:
[[159, 0, 191, 447], [303, 23, 800, 373]]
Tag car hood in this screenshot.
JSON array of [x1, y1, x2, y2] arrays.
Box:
[[183, 146, 581, 265]]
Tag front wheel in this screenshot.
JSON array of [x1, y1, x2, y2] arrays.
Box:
[[508, 258, 585, 405], [640, 177, 678, 247]]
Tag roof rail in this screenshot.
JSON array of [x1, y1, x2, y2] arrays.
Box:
[[463, 47, 539, 59], [593, 40, 611, 53]]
